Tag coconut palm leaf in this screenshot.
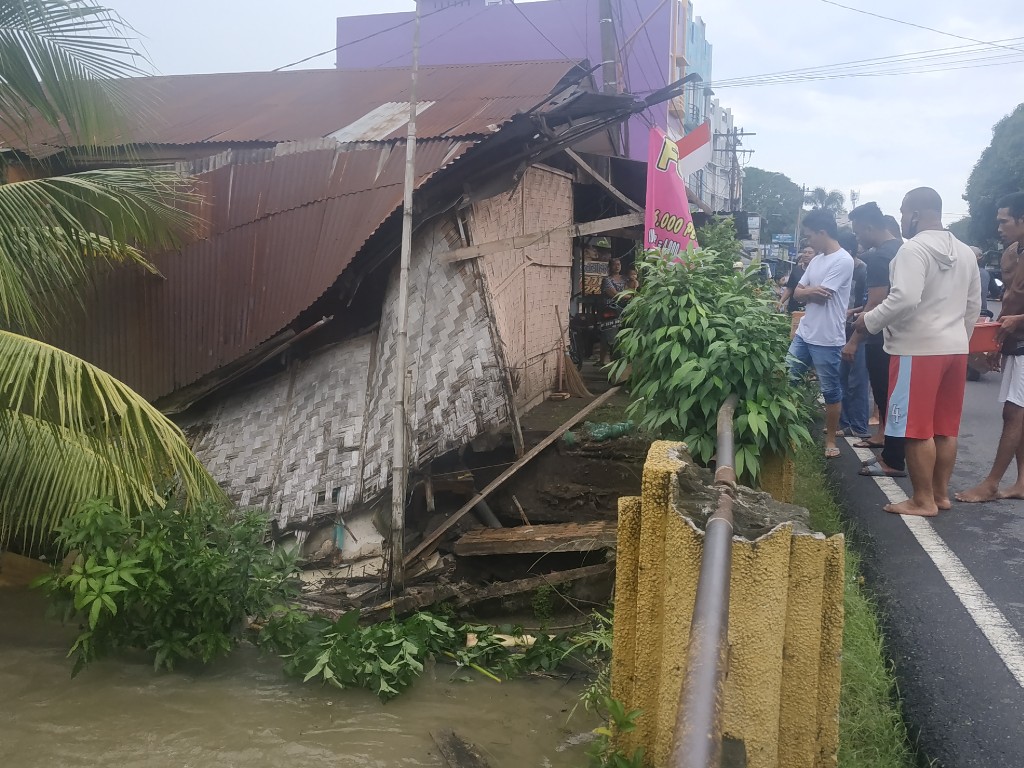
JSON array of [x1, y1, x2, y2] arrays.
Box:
[[0, 0, 146, 149], [0, 167, 197, 331], [0, 330, 224, 546]]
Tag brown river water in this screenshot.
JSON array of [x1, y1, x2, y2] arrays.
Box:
[[0, 590, 598, 768]]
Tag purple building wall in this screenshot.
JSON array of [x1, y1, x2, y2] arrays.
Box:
[[336, 0, 675, 161]]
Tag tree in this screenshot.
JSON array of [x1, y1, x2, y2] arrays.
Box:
[[965, 103, 1024, 246], [804, 187, 846, 216], [948, 216, 972, 243], [742, 167, 804, 244], [0, 0, 222, 547]]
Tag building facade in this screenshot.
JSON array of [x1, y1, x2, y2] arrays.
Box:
[[336, 0, 683, 163]]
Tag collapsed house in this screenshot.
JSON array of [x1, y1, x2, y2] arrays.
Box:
[[22, 61, 652, 582]]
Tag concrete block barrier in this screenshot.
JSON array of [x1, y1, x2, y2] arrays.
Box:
[[611, 441, 843, 768]]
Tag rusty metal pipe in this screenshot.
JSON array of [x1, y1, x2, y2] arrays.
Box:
[[671, 394, 739, 768]]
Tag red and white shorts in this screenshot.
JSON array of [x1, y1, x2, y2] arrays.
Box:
[[885, 354, 968, 440]]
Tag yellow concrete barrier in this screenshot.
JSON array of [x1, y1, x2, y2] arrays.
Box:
[[611, 441, 843, 768]]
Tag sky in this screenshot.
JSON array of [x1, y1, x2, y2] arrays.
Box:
[[104, 0, 1024, 229]]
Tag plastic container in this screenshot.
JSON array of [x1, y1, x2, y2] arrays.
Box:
[[969, 320, 1002, 354]]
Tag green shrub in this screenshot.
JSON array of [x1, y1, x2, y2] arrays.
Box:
[[35, 497, 296, 674], [610, 222, 813, 482]]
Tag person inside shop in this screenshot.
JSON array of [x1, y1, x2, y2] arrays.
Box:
[[600, 255, 628, 364]]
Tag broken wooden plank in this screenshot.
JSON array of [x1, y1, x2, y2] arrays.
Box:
[[565, 148, 643, 214], [431, 729, 493, 768], [453, 563, 614, 608], [453, 521, 617, 556], [441, 214, 643, 264], [404, 387, 621, 567]]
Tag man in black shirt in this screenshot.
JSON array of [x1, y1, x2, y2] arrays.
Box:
[[778, 245, 817, 313], [845, 202, 905, 475]]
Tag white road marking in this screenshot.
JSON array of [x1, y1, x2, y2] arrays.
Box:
[[847, 438, 1024, 690]]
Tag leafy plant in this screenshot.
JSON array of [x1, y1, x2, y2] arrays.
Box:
[[35, 497, 296, 674], [610, 224, 814, 483], [531, 584, 555, 624], [587, 695, 645, 768]]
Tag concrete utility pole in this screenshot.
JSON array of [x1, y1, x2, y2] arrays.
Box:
[[389, 2, 421, 595], [794, 184, 807, 250], [599, 0, 620, 152]]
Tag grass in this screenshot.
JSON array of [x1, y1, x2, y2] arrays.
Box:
[[793, 445, 920, 768]]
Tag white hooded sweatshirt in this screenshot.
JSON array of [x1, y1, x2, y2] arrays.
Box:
[[862, 230, 981, 356]]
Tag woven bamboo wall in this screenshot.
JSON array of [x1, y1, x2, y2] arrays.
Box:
[[472, 165, 574, 410]]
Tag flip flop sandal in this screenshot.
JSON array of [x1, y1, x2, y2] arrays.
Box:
[[825, 447, 841, 459], [853, 440, 884, 449], [836, 427, 870, 438], [861, 456, 878, 468], [859, 463, 906, 478]]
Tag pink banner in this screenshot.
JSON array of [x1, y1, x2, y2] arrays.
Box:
[[645, 127, 699, 258]]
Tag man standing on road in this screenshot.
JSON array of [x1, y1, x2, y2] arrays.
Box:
[[845, 202, 906, 477], [778, 245, 817, 313], [853, 188, 980, 516], [957, 192, 1024, 502], [788, 209, 854, 459]]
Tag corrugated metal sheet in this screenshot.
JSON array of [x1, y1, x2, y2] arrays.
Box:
[[49, 138, 473, 401], [33, 60, 582, 402], [4, 62, 580, 151]]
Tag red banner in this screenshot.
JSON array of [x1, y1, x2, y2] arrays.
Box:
[[645, 127, 699, 258]]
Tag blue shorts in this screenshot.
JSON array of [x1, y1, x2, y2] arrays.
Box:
[[788, 334, 843, 405]]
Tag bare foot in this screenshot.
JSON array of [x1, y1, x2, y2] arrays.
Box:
[[884, 499, 939, 517], [998, 484, 1024, 500], [954, 482, 1001, 503], [934, 496, 952, 511]]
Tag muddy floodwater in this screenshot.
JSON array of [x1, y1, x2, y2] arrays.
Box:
[[0, 591, 598, 768]]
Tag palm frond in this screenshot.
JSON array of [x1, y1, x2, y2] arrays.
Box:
[[0, 166, 198, 331], [0, 0, 147, 147], [0, 330, 224, 546]]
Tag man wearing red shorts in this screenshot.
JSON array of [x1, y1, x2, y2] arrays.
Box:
[[852, 188, 980, 516]]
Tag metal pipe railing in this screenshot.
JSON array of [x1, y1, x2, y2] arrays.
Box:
[[670, 394, 739, 768]]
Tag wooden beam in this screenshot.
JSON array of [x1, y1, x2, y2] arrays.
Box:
[[403, 387, 622, 566], [453, 521, 617, 556], [452, 563, 614, 607], [442, 213, 644, 264], [570, 212, 644, 238], [565, 148, 643, 214]]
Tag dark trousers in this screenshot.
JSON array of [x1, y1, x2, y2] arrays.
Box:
[[865, 343, 906, 472]]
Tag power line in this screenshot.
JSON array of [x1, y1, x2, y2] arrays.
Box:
[[709, 36, 1024, 88], [273, 4, 455, 71], [818, 0, 1024, 55], [376, 6, 490, 69], [511, 1, 576, 61]]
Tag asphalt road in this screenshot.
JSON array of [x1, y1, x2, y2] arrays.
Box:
[[830, 363, 1024, 767]]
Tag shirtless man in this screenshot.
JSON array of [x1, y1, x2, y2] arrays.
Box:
[[957, 192, 1024, 502]]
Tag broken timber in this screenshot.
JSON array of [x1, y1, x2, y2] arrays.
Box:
[[309, 563, 614, 623], [441, 214, 643, 264], [564, 148, 643, 214], [453, 521, 617, 556], [404, 387, 621, 567]]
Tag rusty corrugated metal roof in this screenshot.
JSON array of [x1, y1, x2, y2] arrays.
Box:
[[39, 61, 584, 401], [6, 61, 582, 152]]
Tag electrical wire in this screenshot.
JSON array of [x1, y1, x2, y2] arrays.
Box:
[[708, 36, 1024, 87], [273, 4, 456, 71], [376, 6, 490, 69], [511, 1, 577, 62], [818, 0, 1024, 56]]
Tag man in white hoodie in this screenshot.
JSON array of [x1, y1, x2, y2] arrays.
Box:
[[852, 187, 981, 516]]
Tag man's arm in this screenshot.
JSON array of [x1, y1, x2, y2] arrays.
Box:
[[794, 283, 832, 303], [843, 285, 889, 362], [964, 265, 982, 338], [861, 244, 927, 335]]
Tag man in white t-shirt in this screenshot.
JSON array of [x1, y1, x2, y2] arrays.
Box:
[[788, 208, 855, 459]]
